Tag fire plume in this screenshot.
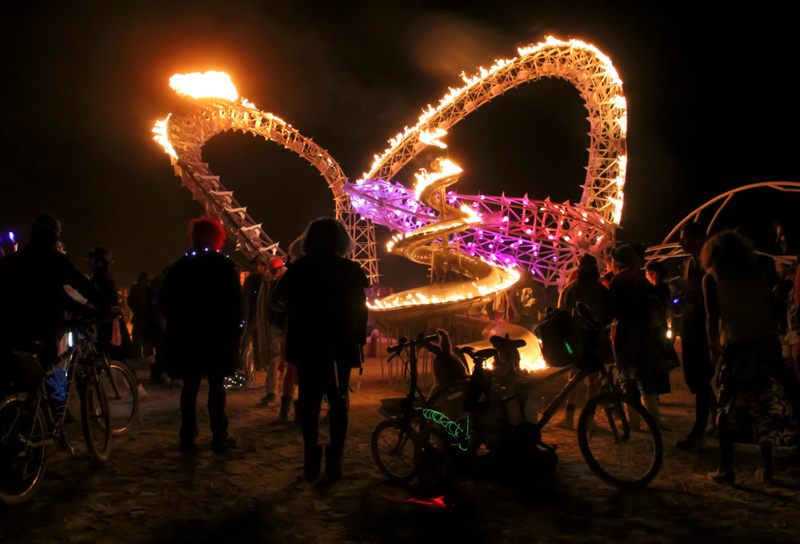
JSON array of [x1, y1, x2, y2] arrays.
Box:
[[169, 71, 239, 101]]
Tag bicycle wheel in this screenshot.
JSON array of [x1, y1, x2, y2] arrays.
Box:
[[426, 379, 508, 462], [371, 419, 419, 482], [100, 362, 139, 435], [577, 392, 662, 490], [0, 398, 48, 506], [80, 377, 112, 462]]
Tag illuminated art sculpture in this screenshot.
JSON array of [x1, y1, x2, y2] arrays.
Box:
[[153, 72, 379, 283], [153, 38, 628, 371], [350, 37, 626, 320]]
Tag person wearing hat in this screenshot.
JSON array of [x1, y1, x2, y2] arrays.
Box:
[[87, 247, 132, 362], [0, 215, 111, 366], [556, 254, 613, 429], [609, 244, 666, 429]]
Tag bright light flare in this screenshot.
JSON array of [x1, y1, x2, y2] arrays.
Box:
[[169, 71, 239, 101], [419, 128, 448, 148], [413, 159, 462, 200], [153, 115, 178, 159]]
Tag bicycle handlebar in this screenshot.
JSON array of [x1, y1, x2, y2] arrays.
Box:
[[386, 333, 439, 355]]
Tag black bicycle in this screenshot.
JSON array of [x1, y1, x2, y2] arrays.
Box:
[[0, 317, 113, 506], [415, 305, 664, 490]]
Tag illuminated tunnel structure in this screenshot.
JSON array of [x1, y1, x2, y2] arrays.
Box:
[[153, 38, 628, 371]]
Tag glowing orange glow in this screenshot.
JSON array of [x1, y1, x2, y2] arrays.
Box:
[[169, 71, 239, 101], [152, 115, 177, 159]]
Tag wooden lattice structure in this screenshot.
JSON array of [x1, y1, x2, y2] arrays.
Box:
[[154, 98, 379, 283], [347, 37, 626, 291]]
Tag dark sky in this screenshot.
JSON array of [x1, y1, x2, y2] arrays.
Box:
[[1, 1, 798, 290]]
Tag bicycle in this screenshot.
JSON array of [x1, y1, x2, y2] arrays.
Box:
[[66, 353, 139, 436], [375, 304, 664, 490], [0, 317, 114, 505], [370, 332, 471, 482]]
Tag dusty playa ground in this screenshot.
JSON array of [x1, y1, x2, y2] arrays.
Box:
[[1, 361, 799, 544]]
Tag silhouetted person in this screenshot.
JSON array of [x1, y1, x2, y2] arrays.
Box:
[[675, 222, 717, 451], [702, 231, 797, 484], [556, 254, 612, 429], [159, 217, 241, 452], [609, 245, 666, 428], [0, 215, 110, 364], [270, 218, 368, 484], [646, 260, 679, 395], [262, 256, 287, 404], [147, 267, 169, 384], [241, 259, 270, 386], [777, 217, 800, 382], [87, 247, 132, 362], [128, 272, 152, 359]]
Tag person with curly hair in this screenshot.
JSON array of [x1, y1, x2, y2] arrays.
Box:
[[702, 230, 797, 484], [270, 219, 368, 484]]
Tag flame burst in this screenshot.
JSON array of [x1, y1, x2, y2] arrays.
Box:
[[169, 71, 239, 101]]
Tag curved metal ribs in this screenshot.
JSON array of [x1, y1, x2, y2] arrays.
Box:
[[157, 101, 379, 282]]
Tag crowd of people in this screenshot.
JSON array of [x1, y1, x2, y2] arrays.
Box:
[[556, 222, 800, 484], [2, 211, 800, 488], [0, 214, 369, 486]]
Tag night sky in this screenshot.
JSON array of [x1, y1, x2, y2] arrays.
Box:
[[2, 1, 798, 291]]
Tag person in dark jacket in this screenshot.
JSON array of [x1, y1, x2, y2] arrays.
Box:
[[609, 245, 666, 428], [128, 272, 152, 359], [158, 217, 242, 452], [0, 215, 111, 365], [646, 260, 680, 396], [270, 218, 369, 484], [87, 247, 132, 362], [675, 222, 717, 451]]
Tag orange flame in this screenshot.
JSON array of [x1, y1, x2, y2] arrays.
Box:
[[169, 71, 238, 101]]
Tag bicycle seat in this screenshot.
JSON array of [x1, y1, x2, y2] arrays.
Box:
[[461, 346, 498, 361], [489, 334, 526, 351]]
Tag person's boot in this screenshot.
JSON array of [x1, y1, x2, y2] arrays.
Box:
[[210, 435, 238, 453], [293, 401, 302, 428], [642, 394, 669, 430], [325, 444, 343, 484], [259, 393, 276, 405], [708, 437, 735, 485], [304, 445, 323, 483], [276, 396, 292, 424], [556, 403, 576, 430]]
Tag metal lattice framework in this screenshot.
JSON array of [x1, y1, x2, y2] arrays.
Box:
[[155, 97, 379, 283], [347, 36, 626, 289], [646, 181, 800, 266]]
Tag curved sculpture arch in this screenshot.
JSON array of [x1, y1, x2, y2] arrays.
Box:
[[647, 181, 800, 265], [359, 36, 628, 225], [155, 98, 379, 282]]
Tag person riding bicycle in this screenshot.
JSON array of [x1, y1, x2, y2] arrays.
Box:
[[0, 215, 112, 372]]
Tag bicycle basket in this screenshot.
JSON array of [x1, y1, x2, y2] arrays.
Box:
[[534, 309, 582, 368]]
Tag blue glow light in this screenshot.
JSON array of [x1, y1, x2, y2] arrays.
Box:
[[48, 367, 68, 402]]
